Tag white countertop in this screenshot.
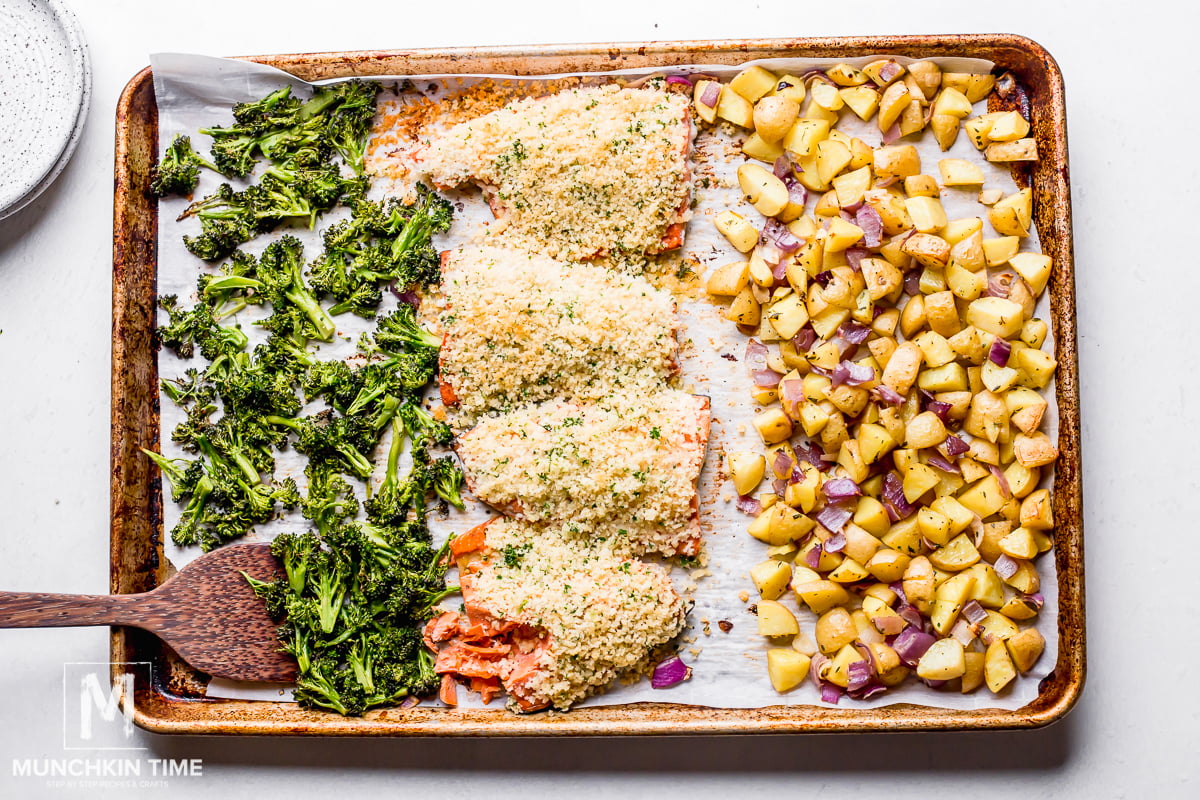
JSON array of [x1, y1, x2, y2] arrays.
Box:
[[1, 1, 1195, 797]]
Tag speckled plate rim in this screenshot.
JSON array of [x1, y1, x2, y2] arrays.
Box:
[[0, 0, 91, 221], [111, 33, 1084, 736]]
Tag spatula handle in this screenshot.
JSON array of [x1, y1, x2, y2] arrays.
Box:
[[0, 591, 150, 629]]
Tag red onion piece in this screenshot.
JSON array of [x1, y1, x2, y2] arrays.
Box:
[[815, 504, 852, 533], [847, 659, 874, 692], [996, 72, 1015, 99], [850, 682, 888, 701], [745, 339, 768, 372], [802, 69, 839, 87], [399, 695, 420, 709], [893, 626, 936, 667], [773, 155, 792, 179], [873, 614, 906, 636], [753, 369, 782, 388], [882, 123, 901, 145], [855, 205, 884, 248], [666, 75, 694, 87], [792, 325, 817, 352], [805, 544, 822, 569], [882, 472, 915, 518], [872, 385, 904, 406], [879, 62, 902, 83], [780, 378, 804, 418], [989, 337, 1012, 366], [927, 400, 951, 422], [874, 175, 898, 188], [814, 270, 833, 287], [987, 273, 1013, 298], [824, 531, 847, 553], [897, 604, 924, 631], [831, 360, 873, 388], [773, 449, 795, 478], [995, 554, 1019, 580], [943, 435, 970, 457], [758, 242, 785, 266], [831, 362, 850, 388], [736, 494, 762, 516], [904, 269, 922, 296], [785, 176, 808, 207], [950, 619, 976, 646], [990, 465, 1013, 498], [1022, 593, 1045, 611], [763, 219, 802, 253], [771, 259, 788, 282], [889, 581, 907, 603], [962, 600, 988, 625], [651, 655, 692, 689], [820, 683, 843, 705], [926, 452, 960, 474], [773, 478, 787, 498], [839, 209, 855, 224], [823, 477, 861, 500], [838, 320, 871, 344], [699, 82, 720, 108], [844, 247, 869, 271], [797, 441, 834, 472], [390, 284, 421, 306]]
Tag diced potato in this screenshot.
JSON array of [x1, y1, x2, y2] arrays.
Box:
[[1021, 318, 1049, 349], [903, 174, 939, 198], [815, 139, 853, 186], [985, 639, 1017, 693], [738, 163, 789, 218], [1008, 252, 1052, 295], [938, 158, 985, 186], [987, 111, 1030, 142], [928, 533, 981, 572], [859, 257, 902, 302], [916, 638, 966, 681], [769, 75, 806, 103], [751, 559, 793, 600], [905, 411, 948, 448], [877, 82, 911, 132], [727, 451, 765, 496], [946, 262, 985, 301], [922, 291, 961, 337], [756, 599, 799, 637], [715, 210, 758, 253], [902, 233, 951, 268], [814, 607, 856, 655], [902, 462, 940, 503], [767, 648, 811, 692], [1014, 347, 1057, 389], [826, 63, 869, 86], [944, 216, 983, 245], [958, 474, 1007, 518], [912, 330, 956, 367], [765, 291, 810, 340], [964, 563, 1006, 608], [930, 571, 975, 634], [873, 144, 921, 178], [1005, 628, 1045, 673], [998, 527, 1038, 560], [742, 131, 785, 163], [986, 138, 1038, 162], [716, 87, 755, 128], [982, 236, 1021, 268], [706, 261, 750, 296], [724, 285, 761, 326], [931, 86, 973, 118], [942, 72, 996, 103], [853, 497, 891, 537], [989, 189, 1033, 237], [825, 644, 865, 689], [963, 114, 997, 150], [1013, 432, 1058, 468], [1020, 489, 1054, 530], [792, 579, 850, 615], [967, 296, 1025, 338], [753, 95, 801, 143], [866, 548, 911, 583], [810, 81, 844, 112], [753, 408, 792, 445], [730, 66, 778, 103], [693, 80, 722, 124], [782, 118, 831, 158], [863, 59, 905, 87], [825, 217, 864, 252], [905, 196, 948, 233], [902, 555, 935, 609], [999, 595, 1041, 621], [961, 651, 986, 693], [906, 61, 941, 99], [1003, 462, 1040, 498], [917, 362, 969, 393], [833, 166, 872, 209], [839, 86, 879, 121]]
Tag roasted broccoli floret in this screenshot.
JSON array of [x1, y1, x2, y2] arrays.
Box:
[[150, 134, 218, 197]]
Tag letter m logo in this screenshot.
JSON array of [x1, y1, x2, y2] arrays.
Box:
[[63, 663, 150, 750]]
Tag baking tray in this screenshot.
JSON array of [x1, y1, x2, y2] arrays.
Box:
[[111, 34, 1083, 735]]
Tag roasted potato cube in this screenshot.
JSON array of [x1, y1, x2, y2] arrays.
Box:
[[716, 87, 755, 128], [881, 341, 924, 394], [753, 407, 793, 445], [863, 59, 905, 87], [751, 559, 793, 600], [861, 257, 904, 301], [833, 166, 872, 209], [957, 474, 1007, 518], [1005, 628, 1045, 673], [1020, 489, 1054, 530], [1008, 252, 1052, 296], [961, 651, 986, 693], [984, 639, 1017, 693], [877, 82, 911, 132], [825, 217, 864, 252], [727, 451, 765, 496], [693, 80, 722, 124], [792, 579, 850, 615], [741, 131, 785, 163], [903, 174, 939, 198], [782, 118, 831, 158], [986, 138, 1038, 162], [938, 158, 985, 186], [873, 144, 920, 179], [1013, 432, 1058, 468], [989, 188, 1033, 237], [865, 548, 911, 583], [715, 210, 758, 253], [753, 95, 801, 143], [706, 260, 750, 297], [929, 113, 961, 151], [902, 555, 936, 609], [930, 571, 976, 634], [767, 648, 811, 692], [905, 196, 948, 233], [929, 533, 981, 572], [756, 599, 799, 637], [905, 411, 948, 449], [942, 72, 995, 103], [840, 86, 880, 121], [987, 111, 1030, 142], [966, 296, 1025, 338], [854, 497, 891, 536], [902, 233, 951, 268], [815, 607, 856, 655], [916, 638, 966, 681], [724, 285, 761, 327], [738, 163, 789, 218], [730, 66, 778, 103]]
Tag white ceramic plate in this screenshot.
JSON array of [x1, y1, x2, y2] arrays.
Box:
[[0, 0, 90, 220]]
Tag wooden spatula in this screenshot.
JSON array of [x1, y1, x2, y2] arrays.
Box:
[[0, 544, 298, 683]]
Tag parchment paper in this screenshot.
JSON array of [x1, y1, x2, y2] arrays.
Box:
[[150, 53, 1056, 714]]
